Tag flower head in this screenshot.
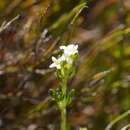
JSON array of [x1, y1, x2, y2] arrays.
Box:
[[49, 44, 78, 70], [49, 56, 65, 69], [60, 44, 78, 56]]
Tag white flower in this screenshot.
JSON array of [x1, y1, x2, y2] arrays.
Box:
[[62, 54, 73, 64], [60, 44, 78, 56], [49, 56, 65, 69], [49, 44, 78, 69]]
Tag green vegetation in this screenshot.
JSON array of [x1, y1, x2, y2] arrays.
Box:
[[0, 0, 130, 130]]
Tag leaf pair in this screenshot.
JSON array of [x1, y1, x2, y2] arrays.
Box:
[[66, 89, 75, 106], [49, 84, 64, 102]]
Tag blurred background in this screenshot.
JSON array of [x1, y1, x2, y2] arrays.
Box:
[[0, 0, 130, 130]]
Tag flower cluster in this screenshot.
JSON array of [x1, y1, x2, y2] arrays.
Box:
[[49, 44, 78, 70]]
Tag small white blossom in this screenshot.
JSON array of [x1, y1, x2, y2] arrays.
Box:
[[49, 56, 65, 69], [62, 54, 73, 64], [60, 44, 78, 56], [49, 44, 78, 69]]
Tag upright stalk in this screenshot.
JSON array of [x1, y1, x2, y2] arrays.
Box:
[[60, 78, 67, 130], [61, 107, 67, 130], [49, 44, 78, 130]]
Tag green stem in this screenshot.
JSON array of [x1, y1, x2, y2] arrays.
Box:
[[60, 78, 67, 130], [61, 108, 67, 130]]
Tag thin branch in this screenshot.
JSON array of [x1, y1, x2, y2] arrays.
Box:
[[70, 6, 88, 25], [105, 110, 130, 130], [121, 124, 130, 130], [0, 15, 20, 33]]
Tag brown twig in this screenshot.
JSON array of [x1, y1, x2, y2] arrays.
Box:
[[0, 15, 20, 33]]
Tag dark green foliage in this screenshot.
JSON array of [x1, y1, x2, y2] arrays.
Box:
[[49, 84, 64, 102], [66, 89, 75, 106]]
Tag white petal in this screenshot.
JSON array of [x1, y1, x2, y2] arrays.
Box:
[[67, 58, 73, 64], [59, 55, 66, 61], [75, 45, 78, 49], [52, 56, 57, 62], [49, 63, 55, 68], [60, 46, 66, 50], [68, 44, 74, 48], [56, 65, 61, 69]]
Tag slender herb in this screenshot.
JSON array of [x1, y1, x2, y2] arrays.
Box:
[[49, 44, 78, 130]]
